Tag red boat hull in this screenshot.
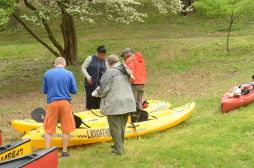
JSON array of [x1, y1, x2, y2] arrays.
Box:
[[221, 86, 254, 113], [0, 147, 58, 168]]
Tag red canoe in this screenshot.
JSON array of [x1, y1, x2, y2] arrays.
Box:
[[221, 85, 254, 113], [0, 147, 58, 168]]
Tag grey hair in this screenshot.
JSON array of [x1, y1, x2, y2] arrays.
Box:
[[107, 55, 120, 66], [55, 57, 66, 66]]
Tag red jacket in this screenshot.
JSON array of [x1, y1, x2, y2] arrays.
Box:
[[125, 52, 147, 85]]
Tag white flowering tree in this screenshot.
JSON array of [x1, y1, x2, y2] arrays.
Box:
[[1, 0, 189, 64], [193, 0, 252, 51], [3, 0, 147, 65], [151, 0, 193, 15]]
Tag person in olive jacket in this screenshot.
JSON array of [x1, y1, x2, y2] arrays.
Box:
[[92, 54, 135, 155]]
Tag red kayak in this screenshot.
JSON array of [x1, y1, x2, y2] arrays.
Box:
[[221, 84, 254, 113], [0, 147, 58, 168]]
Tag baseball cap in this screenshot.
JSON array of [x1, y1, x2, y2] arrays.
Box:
[[121, 48, 132, 57]]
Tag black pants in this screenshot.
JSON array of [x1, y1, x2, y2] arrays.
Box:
[[85, 87, 100, 109]]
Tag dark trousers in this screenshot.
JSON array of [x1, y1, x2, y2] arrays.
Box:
[[107, 113, 129, 154], [85, 87, 100, 109], [131, 85, 144, 109]]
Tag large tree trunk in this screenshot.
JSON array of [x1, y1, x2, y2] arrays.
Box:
[[60, 13, 77, 65], [58, 1, 78, 65]]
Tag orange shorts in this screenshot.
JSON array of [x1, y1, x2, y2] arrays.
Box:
[[43, 100, 75, 134]]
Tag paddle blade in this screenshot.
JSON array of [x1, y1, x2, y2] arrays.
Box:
[[31, 107, 46, 123], [73, 115, 82, 128]]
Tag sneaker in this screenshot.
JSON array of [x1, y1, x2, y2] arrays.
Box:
[[62, 152, 69, 157], [111, 144, 116, 150], [111, 150, 122, 155]]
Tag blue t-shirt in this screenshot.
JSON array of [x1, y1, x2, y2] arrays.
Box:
[[42, 67, 77, 104]]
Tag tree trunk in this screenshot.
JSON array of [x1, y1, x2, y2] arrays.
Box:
[[60, 13, 77, 65], [182, 0, 193, 6], [59, 1, 77, 65], [226, 11, 234, 52], [181, 0, 194, 16], [6, 0, 22, 31]]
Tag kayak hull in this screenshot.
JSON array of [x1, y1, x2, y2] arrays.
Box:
[[0, 147, 57, 168], [0, 139, 32, 162], [22, 102, 195, 149]]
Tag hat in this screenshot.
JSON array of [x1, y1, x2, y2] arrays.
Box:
[[121, 48, 132, 57]]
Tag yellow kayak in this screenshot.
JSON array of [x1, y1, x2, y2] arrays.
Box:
[[22, 102, 195, 149], [11, 100, 171, 134], [0, 139, 32, 162]]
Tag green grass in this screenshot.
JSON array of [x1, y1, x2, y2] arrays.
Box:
[[2, 7, 254, 168]]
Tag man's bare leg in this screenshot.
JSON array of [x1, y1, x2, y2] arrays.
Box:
[[45, 133, 52, 148], [62, 133, 70, 152]]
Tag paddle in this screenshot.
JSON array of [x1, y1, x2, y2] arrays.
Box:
[[31, 107, 46, 123], [73, 115, 91, 128], [31, 107, 90, 128]]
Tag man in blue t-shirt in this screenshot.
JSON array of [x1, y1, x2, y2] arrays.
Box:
[[42, 57, 77, 157]]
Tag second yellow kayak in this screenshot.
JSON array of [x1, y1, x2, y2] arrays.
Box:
[[11, 100, 171, 134], [22, 102, 195, 148]]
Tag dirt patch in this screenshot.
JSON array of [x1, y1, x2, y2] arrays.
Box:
[[0, 91, 86, 143], [147, 64, 240, 100]]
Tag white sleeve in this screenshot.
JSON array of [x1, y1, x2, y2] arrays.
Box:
[[81, 56, 92, 79], [105, 59, 109, 69]]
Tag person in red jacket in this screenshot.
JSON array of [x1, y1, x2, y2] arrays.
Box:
[[121, 48, 147, 116]]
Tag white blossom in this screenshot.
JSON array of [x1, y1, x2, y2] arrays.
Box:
[[152, 0, 193, 15]]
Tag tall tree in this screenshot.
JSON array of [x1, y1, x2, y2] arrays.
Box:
[[1, 0, 186, 64], [2, 0, 147, 65], [193, 0, 252, 52]]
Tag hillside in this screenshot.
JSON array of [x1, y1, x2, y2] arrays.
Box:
[[1, 5, 254, 167]]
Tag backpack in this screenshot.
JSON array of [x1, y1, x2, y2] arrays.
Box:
[[130, 107, 148, 123]]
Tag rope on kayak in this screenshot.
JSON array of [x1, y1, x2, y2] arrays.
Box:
[[128, 123, 139, 140], [90, 110, 104, 117], [149, 114, 157, 119]]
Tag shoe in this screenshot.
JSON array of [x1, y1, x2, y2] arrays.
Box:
[[111, 144, 116, 150], [62, 152, 69, 157], [111, 151, 122, 155]]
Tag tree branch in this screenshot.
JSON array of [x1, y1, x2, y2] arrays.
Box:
[[226, 11, 234, 52], [12, 12, 60, 57], [24, 0, 65, 57]]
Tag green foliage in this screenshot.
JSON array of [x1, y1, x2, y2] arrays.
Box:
[[0, 0, 15, 27], [2, 6, 254, 168], [193, 0, 252, 17]]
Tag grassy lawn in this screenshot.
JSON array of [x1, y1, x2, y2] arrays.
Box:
[[1, 7, 254, 167]]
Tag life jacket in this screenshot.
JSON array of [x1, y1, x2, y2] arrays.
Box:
[[125, 52, 147, 85], [130, 107, 149, 123], [239, 83, 254, 95], [85, 55, 106, 89]]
